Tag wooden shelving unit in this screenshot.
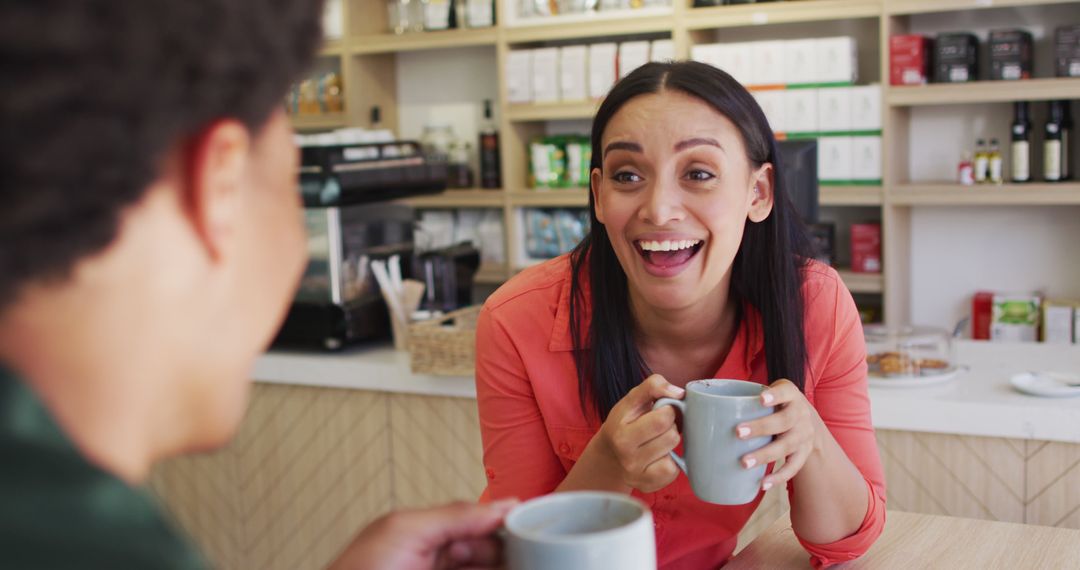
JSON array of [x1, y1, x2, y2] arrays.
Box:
[[509, 188, 590, 207], [403, 189, 505, 208], [314, 0, 1080, 324], [837, 269, 884, 294], [503, 9, 674, 44], [820, 185, 884, 206], [686, 0, 880, 30], [506, 101, 598, 122], [475, 263, 512, 285], [350, 28, 498, 55], [889, 183, 1080, 206], [290, 113, 349, 131], [887, 78, 1080, 107], [885, 0, 1078, 15]]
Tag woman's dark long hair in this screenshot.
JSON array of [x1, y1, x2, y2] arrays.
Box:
[[569, 61, 814, 421]]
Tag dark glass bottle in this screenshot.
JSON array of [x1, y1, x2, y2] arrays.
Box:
[[1010, 102, 1031, 183], [478, 99, 502, 189], [1044, 100, 1073, 182]]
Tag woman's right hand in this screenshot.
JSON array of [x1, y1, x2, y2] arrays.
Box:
[[597, 374, 686, 493]]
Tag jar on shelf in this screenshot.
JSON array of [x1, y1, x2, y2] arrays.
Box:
[[423, 0, 452, 30], [864, 325, 955, 380], [421, 123, 455, 162], [447, 141, 474, 188]]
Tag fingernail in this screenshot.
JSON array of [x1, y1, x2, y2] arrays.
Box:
[[670, 386, 685, 397], [493, 498, 519, 510], [762, 481, 773, 491], [737, 425, 751, 438], [761, 392, 775, 405], [743, 457, 757, 469]]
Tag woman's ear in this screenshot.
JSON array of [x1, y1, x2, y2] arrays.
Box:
[[747, 163, 775, 223], [590, 167, 606, 225]]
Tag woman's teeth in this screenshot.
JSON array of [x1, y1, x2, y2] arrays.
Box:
[[638, 239, 701, 252]]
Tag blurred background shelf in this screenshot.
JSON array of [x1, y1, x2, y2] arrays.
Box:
[[509, 188, 590, 207], [885, 0, 1079, 16], [889, 183, 1080, 205], [475, 264, 511, 285], [837, 269, 884, 294], [820, 185, 884, 206], [290, 113, 348, 131], [350, 28, 498, 54], [886, 78, 1080, 106], [504, 8, 673, 44], [686, 0, 880, 30], [506, 101, 598, 122], [403, 189, 505, 208]]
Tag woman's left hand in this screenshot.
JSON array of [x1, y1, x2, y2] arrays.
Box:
[[736, 379, 825, 491]]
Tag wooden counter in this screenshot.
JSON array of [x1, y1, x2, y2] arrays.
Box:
[[727, 510, 1080, 569]]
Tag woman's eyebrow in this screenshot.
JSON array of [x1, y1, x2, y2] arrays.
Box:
[[603, 141, 643, 157], [674, 137, 723, 152]]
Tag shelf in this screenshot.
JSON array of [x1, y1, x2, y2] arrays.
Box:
[[290, 113, 348, 131], [319, 39, 346, 57], [837, 269, 884, 294], [475, 264, 510, 285], [819, 185, 884, 206], [350, 28, 497, 55], [403, 189, 505, 208], [885, 0, 1079, 16], [889, 183, 1080, 205], [507, 101, 598, 122], [505, 8, 674, 44], [887, 78, 1080, 107], [686, 0, 881, 30], [509, 188, 590, 207]]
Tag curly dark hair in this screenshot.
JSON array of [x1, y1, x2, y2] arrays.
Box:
[[0, 0, 324, 310]]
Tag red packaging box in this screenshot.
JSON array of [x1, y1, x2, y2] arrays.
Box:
[[850, 223, 881, 273], [972, 291, 993, 340], [890, 35, 933, 85]]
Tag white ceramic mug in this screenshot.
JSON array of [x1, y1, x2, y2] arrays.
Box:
[[503, 491, 656, 570]]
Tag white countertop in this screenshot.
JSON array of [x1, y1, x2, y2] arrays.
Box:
[[254, 340, 1080, 444]]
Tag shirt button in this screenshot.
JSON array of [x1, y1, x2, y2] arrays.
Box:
[[485, 467, 496, 481], [558, 442, 571, 454], [663, 494, 675, 501]]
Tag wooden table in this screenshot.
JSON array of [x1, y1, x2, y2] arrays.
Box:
[[726, 511, 1080, 569]]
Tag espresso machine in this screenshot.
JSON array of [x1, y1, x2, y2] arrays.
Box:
[[273, 140, 445, 350]]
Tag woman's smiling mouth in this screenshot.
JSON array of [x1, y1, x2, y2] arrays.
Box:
[[635, 238, 704, 277]]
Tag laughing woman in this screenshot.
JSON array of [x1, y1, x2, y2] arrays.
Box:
[[475, 61, 885, 569]]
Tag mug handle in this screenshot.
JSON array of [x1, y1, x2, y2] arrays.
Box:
[[652, 398, 688, 476]]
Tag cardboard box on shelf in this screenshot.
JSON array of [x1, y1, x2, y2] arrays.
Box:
[[849, 85, 882, 131], [783, 89, 819, 134], [1056, 25, 1080, 78], [559, 45, 588, 102], [588, 43, 618, 100], [784, 39, 818, 85], [753, 90, 787, 134], [819, 136, 854, 182], [991, 293, 1041, 342], [972, 291, 993, 340], [990, 29, 1033, 81], [506, 50, 534, 103], [531, 47, 560, 103], [721, 43, 755, 86], [618, 41, 651, 80], [934, 33, 979, 83], [815, 37, 857, 84], [650, 39, 675, 63], [851, 136, 882, 181], [750, 41, 786, 86], [850, 222, 881, 274], [890, 35, 932, 86], [818, 87, 853, 132], [1042, 300, 1077, 344]]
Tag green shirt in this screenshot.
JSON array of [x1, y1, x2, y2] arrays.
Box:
[[0, 365, 208, 569]]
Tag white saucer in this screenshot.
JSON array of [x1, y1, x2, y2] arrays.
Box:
[[868, 366, 962, 388], [1010, 372, 1080, 398]]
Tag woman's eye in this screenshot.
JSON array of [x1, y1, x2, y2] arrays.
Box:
[[687, 169, 715, 182], [612, 171, 643, 184]]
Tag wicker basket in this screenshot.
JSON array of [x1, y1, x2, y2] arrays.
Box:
[[408, 305, 481, 376]]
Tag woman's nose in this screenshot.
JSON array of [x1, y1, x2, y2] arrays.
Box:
[[638, 179, 686, 227]]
